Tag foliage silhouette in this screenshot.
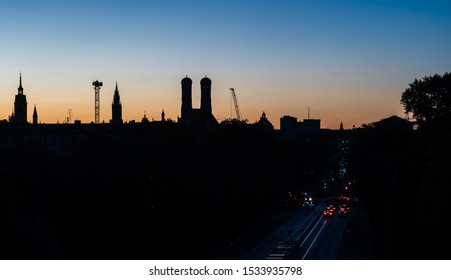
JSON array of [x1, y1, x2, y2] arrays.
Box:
[[401, 72, 451, 129], [346, 73, 451, 259]]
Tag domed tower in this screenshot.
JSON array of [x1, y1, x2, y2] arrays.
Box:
[[181, 76, 192, 120], [200, 76, 212, 115]]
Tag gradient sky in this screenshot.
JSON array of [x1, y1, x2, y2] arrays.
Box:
[[1, 0, 450, 129]]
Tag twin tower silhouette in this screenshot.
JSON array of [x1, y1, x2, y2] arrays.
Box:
[[179, 76, 218, 127]]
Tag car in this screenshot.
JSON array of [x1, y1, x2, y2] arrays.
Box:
[[323, 209, 333, 217], [340, 203, 350, 211], [327, 204, 337, 212], [301, 195, 315, 207], [338, 206, 349, 217], [323, 206, 334, 217], [338, 195, 350, 202]]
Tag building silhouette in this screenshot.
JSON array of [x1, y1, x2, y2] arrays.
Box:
[[280, 115, 321, 136], [11, 73, 28, 124], [373, 115, 413, 131], [110, 82, 123, 124], [255, 111, 274, 131], [141, 111, 149, 123], [179, 76, 218, 127]]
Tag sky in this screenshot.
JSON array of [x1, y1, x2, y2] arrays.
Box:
[[0, 0, 450, 129]]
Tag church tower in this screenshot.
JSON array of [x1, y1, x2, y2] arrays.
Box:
[[181, 76, 192, 122], [32, 104, 38, 124], [179, 75, 217, 127], [13, 73, 28, 124], [200, 76, 212, 115], [111, 82, 123, 124]]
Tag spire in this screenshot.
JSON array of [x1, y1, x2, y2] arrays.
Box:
[[113, 81, 120, 103], [33, 104, 38, 125], [18, 72, 23, 94], [111, 81, 122, 124]]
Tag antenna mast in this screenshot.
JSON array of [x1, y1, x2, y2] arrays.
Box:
[[92, 80, 103, 124], [66, 109, 73, 124]]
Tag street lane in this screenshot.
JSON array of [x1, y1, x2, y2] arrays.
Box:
[[239, 201, 328, 259]]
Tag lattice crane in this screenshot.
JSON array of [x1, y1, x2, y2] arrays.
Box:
[[229, 88, 241, 120]]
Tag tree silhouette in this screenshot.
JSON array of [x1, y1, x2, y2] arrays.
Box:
[[400, 72, 451, 128], [219, 118, 249, 125]]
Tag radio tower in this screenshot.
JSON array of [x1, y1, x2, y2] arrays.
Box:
[[92, 80, 103, 123]]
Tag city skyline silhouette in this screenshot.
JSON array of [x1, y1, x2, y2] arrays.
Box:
[[1, 1, 450, 129], [1, 0, 451, 269], [0, 72, 416, 131]]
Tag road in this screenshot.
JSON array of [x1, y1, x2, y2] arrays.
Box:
[[219, 198, 374, 260]]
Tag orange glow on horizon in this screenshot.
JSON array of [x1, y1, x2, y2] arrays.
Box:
[[0, 74, 407, 130]]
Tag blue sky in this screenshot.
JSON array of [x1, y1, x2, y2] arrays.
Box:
[[1, 0, 450, 128]]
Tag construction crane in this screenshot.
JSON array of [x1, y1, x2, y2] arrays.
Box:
[[229, 88, 241, 120]]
